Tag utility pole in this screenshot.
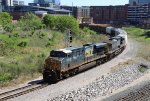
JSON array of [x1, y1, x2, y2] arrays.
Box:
[[68, 30, 72, 47], [64, 29, 72, 48]]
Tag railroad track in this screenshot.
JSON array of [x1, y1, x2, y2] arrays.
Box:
[[0, 83, 48, 101], [115, 84, 150, 101]]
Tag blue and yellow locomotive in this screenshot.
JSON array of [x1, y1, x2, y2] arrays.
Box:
[[43, 33, 126, 83]]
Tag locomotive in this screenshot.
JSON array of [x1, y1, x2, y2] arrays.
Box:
[[43, 28, 127, 83]]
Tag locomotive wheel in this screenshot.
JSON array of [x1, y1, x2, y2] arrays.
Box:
[[96, 60, 101, 66], [62, 73, 69, 79], [43, 71, 51, 83], [51, 71, 58, 83], [74, 68, 79, 74]]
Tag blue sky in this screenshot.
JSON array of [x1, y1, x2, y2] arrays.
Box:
[[25, 0, 129, 6]]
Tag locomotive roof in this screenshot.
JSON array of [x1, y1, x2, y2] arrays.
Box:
[[65, 46, 83, 51], [56, 46, 83, 54], [111, 36, 121, 39], [94, 43, 107, 48], [56, 49, 72, 54]]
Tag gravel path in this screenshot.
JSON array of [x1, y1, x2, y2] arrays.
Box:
[[48, 64, 150, 101], [9, 38, 140, 101], [101, 73, 150, 101]]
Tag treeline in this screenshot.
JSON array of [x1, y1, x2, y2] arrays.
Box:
[[0, 12, 79, 34], [43, 15, 79, 34]]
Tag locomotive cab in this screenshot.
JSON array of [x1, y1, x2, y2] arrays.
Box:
[[43, 49, 72, 82]]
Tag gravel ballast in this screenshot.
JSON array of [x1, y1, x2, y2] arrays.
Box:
[[48, 64, 149, 101]]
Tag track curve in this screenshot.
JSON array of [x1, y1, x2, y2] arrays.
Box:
[[7, 38, 140, 101], [0, 84, 48, 101]]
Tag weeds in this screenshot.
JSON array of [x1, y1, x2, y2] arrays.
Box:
[[0, 13, 107, 86], [123, 27, 150, 60]]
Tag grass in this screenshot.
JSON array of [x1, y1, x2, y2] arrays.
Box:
[[123, 27, 150, 60], [110, 60, 134, 73], [110, 27, 150, 74]]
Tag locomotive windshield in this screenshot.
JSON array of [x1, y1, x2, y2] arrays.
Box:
[[50, 51, 66, 58]]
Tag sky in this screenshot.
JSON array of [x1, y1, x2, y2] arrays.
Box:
[[24, 0, 129, 6]]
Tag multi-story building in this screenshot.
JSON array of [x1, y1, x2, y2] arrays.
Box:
[[0, 0, 13, 11], [77, 6, 92, 23], [90, 5, 128, 24], [33, 0, 60, 7], [139, 0, 150, 5], [129, 0, 150, 5], [4, 0, 13, 6], [77, 6, 90, 18], [13, 0, 24, 6], [127, 4, 150, 23], [129, 0, 139, 5]]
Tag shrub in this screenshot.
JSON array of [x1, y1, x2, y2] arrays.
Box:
[[42, 15, 55, 29], [38, 32, 48, 39], [18, 12, 42, 31], [0, 73, 13, 82], [13, 32, 19, 37], [83, 27, 96, 35], [43, 15, 79, 34], [4, 24, 15, 33], [55, 16, 79, 34], [0, 12, 13, 27], [18, 41, 28, 47]]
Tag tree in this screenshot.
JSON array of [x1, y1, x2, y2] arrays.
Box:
[[18, 12, 43, 31], [43, 15, 79, 34], [42, 15, 55, 29], [0, 12, 13, 27], [55, 16, 79, 34]]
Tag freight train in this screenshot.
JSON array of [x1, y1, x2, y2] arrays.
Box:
[[43, 28, 127, 83]]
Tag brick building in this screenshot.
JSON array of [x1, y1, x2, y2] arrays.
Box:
[[77, 6, 90, 18], [90, 5, 128, 24], [77, 6, 92, 24]]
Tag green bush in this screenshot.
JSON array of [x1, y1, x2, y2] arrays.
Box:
[[42, 15, 55, 29], [18, 12, 43, 31], [83, 27, 96, 35], [0, 34, 18, 49], [0, 12, 13, 27], [43, 15, 79, 34], [0, 73, 13, 82], [4, 24, 15, 33], [38, 32, 48, 39], [18, 41, 28, 47], [0, 56, 45, 82], [13, 32, 19, 37]]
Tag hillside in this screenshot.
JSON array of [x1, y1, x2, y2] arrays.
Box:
[[0, 12, 107, 87], [123, 27, 150, 61]]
